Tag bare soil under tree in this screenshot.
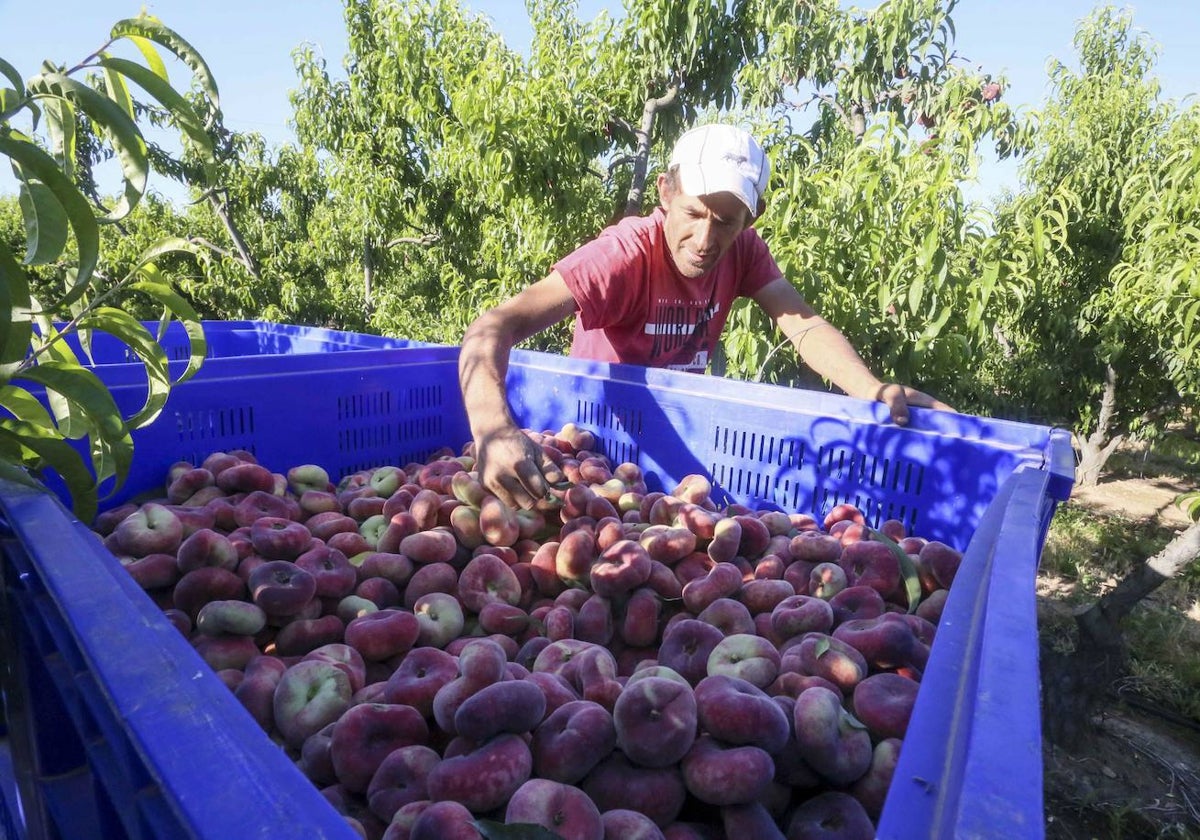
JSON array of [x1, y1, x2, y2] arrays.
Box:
[[1040, 477, 1200, 838]]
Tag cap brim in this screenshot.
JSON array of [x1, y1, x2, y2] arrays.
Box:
[[675, 164, 758, 216]]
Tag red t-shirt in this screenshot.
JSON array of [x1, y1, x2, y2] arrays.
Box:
[[553, 208, 782, 373]]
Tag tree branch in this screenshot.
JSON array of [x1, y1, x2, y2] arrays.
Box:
[[363, 233, 373, 310], [206, 191, 260, 280], [188, 236, 236, 260], [622, 83, 680, 218], [383, 233, 440, 250]]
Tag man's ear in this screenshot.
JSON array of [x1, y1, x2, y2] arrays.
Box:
[[656, 172, 673, 209]]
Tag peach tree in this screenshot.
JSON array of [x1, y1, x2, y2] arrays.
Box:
[[285, 0, 1020, 380], [986, 7, 1200, 486], [718, 0, 1032, 403], [0, 15, 218, 521], [1010, 8, 1200, 749]]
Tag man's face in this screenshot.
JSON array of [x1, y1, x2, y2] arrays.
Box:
[[658, 173, 753, 279]]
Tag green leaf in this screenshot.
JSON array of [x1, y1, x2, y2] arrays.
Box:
[[0, 56, 23, 91], [33, 315, 83, 371], [128, 254, 206, 383], [0, 87, 23, 121], [0, 421, 99, 523], [867, 525, 922, 613], [125, 35, 169, 82], [813, 636, 831, 658], [917, 304, 954, 348], [75, 307, 170, 429], [1177, 491, 1200, 523], [100, 54, 136, 122], [111, 16, 220, 119], [0, 383, 55, 429], [0, 128, 100, 304], [18, 362, 133, 487], [907, 270, 927, 318], [0, 246, 34, 382], [1182, 299, 1200, 345], [0, 459, 51, 496], [27, 72, 148, 222], [21, 360, 131, 446], [42, 95, 76, 178], [14, 166, 69, 265], [96, 56, 216, 167], [473, 819, 566, 840]]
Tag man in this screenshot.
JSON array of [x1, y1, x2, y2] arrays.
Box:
[[459, 124, 951, 510]]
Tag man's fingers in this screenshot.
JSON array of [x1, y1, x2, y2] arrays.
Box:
[[485, 472, 518, 511], [904, 387, 956, 413], [875, 383, 909, 426], [538, 455, 565, 487], [496, 472, 537, 511], [513, 459, 551, 510]]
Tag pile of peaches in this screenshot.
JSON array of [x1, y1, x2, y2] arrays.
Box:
[[94, 423, 962, 840]]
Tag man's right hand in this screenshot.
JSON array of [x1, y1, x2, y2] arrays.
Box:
[[474, 425, 566, 510]]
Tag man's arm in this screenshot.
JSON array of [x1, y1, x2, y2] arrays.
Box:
[[459, 270, 578, 508], [751, 277, 953, 424]]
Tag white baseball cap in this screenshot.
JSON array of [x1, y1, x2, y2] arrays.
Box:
[[668, 124, 770, 217]]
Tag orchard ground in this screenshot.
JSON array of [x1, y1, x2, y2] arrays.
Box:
[[1040, 459, 1200, 838]]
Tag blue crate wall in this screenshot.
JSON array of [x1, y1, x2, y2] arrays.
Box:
[[36, 327, 1069, 551], [877, 467, 1054, 838], [505, 349, 1072, 551], [0, 483, 360, 840], [52, 320, 422, 365], [85, 347, 1071, 554], [82, 348, 471, 510]]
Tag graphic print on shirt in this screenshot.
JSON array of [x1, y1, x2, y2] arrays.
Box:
[[645, 298, 720, 372]]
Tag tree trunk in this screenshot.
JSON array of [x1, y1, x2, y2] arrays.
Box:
[[1084, 521, 1200, 627], [1042, 521, 1200, 748], [362, 234, 374, 312], [1073, 363, 1123, 487], [622, 85, 679, 218]]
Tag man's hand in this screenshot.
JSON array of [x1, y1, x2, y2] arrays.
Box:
[[474, 425, 566, 510], [874, 383, 955, 426]]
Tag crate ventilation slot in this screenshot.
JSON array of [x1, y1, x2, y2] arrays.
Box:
[[817, 446, 925, 495], [174, 405, 254, 443], [398, 385, 446, 465], [710, 463, 801, 510], [712, 427, 805, 469], [403, 384, 442, 412], [576, 400, 641, 465], [338, 390, 393, 420], [707, 427, 808, 509], [397, 415, 443, 452]]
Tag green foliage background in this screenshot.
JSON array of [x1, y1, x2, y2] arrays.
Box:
[[3, 0, 1198, 501]]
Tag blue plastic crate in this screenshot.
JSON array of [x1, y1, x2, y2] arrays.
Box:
[[3, 336, 1074, 839], [0, 483, 360, 840], [52, 319, 424, 365]]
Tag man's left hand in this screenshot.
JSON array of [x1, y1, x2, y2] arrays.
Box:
[[874, 383, 955, 426]]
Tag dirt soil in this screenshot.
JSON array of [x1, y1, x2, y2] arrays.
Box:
[[1069, 477, 1193, 527], [1040, 476, 1200, 839]]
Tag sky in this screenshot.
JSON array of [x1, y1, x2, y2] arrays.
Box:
[[1, 0, 1198, 206]]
